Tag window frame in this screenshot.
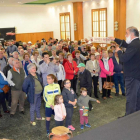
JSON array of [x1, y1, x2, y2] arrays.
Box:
[[59, 12, 71, 41], [91, 8, 107, 37]]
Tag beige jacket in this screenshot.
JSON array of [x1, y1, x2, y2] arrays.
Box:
[[86, 60, 100, 77]]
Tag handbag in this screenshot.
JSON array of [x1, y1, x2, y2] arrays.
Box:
[[0, 85, 10, 94], [103, 76, 114, 90]]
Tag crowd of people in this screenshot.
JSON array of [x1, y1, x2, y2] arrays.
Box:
[[0, 37, 126, 136]]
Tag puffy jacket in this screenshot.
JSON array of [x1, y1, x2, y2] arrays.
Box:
[[22, 73, 43, 104]]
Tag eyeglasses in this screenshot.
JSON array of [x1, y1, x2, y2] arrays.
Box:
[[84, 48, 86, 49], [65, 82, 70, 84]]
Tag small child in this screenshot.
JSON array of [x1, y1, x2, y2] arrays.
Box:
[[77, 87, 100, 129], [62, 79, 77, 131], [54, 95, 66, 126]]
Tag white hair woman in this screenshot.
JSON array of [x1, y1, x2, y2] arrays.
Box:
[[99, 51, 114, 100], [22, 63, 45, 126], [91, 46, 96, 54]]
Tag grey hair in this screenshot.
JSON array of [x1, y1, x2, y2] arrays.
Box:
[[8, 57, 13, 63], [127, 26, 139, 37], [12, 58, 19, 65], [12, 51, 18, 55], [27, 63, 36, 72], [81, 44, 86, 48]]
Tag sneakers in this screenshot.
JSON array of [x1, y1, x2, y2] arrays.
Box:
[[30, 122, 36, 126], [68, 125, 75, 131], [115, 93, 119, 96], [36, 117, 45, 120], [80, 125, 84, 129], [85, 123, 91, 128]]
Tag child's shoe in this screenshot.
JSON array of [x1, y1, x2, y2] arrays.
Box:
[[85, 123, 91, 128], [80, 125, 84, 129], [68, 125, 75, 131], [30, 122, 36, 126]]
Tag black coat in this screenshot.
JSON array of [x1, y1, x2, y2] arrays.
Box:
[[3, 64, 12, 77], [79, 69, 92, 91], [115, 38, 140, 80], [62, 87, 77, 108]]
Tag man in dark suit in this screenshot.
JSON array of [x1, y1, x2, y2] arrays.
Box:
[[110, 26, 140, 115]]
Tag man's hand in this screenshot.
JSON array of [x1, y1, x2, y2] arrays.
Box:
[[108, 37, 115, 41]]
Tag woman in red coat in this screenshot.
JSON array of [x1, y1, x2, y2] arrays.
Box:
[[64, 54, 79, 93]]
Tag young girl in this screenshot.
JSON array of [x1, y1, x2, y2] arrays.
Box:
[[54, 95, 66, 126], [62, 79, 77, 131], [77, 88, 100, 130], [43, 74, 61, 136]]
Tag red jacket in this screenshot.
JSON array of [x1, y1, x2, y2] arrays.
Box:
[[64, 61, 79, 80]]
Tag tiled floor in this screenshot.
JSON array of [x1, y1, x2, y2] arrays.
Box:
[[0, 91, 126, 140]]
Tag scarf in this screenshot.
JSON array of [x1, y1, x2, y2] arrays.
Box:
[[103, 57, 109, 71]]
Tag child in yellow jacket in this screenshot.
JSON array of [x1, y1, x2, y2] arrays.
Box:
[[43, 74, 61, 136]]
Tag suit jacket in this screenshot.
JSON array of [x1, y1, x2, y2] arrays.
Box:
[[86, 60, 100, 77], [115, 38, 140, 80]]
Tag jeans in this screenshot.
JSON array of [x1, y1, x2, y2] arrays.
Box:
[[0, 92, 8, 114], [113, 73, 125, 94], [65, 107, 74, 127], [30, 93, 41, 122]]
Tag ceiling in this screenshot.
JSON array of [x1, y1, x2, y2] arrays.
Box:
[[0, 0, 93, 6], [25, 0, 66, 5]]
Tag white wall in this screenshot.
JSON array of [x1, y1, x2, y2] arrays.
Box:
[[83, 0, 114, 39], [0, 4, 74, 40], [126, 0, 140, 31], [0, 0, 115, 41]]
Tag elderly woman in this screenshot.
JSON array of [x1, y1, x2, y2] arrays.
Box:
[[99, 51, 114, 99], [0, 63, 10, 118], [91, 46, 96, 54], [86, 53, 100, 98], [22, 63, 45, 126]]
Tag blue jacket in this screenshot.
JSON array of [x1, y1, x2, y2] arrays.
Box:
[[0, 73, 8, 93], [112, 56, 123, 73], [22, 73, 43, 104]]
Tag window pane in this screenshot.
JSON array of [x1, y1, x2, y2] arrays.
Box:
[[66, 23, 70, 31], [65, 15, 69, 22], [60, 16, 64, 22], [66, 32, 70, 39], [61, 32, 65, 40], [61, 23, 65, 31]]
